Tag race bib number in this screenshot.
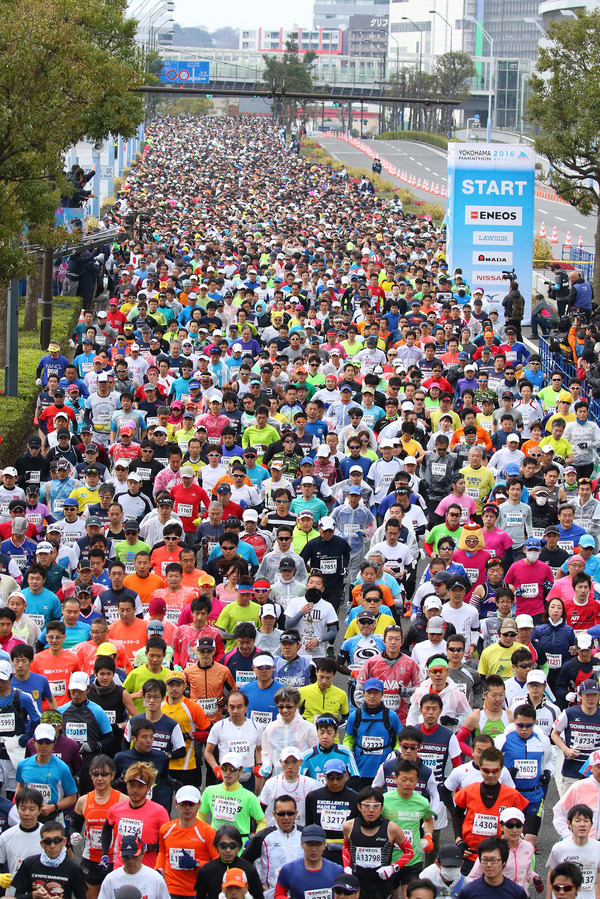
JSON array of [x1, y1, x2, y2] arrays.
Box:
[[506, 514, 523, 526], [169, 848, 194, 869], [481, 419, 493, 433], [0, 713, 15, 734], [320, 558, 337, 574], [30, 783, 51, 803], [65, 722, 87, 742], [466, 488, 479, 500], [431, 463, 446, 477], [520, 583, 539, 598], [118, 818, 143, 838], [89, 828, 103, 849], [465, 568, 479, 583], [250, 710, 273, 727], [50, 680, 66, 697], [558, 541, 573, 551], [29, 471, 41, 483], [573, 731, 598, 750], [165, 608, 180, 624], [320, 807, 350, 829], [305, 891, 331, 899], [547, 653, 562, 669], [235, 670, 255, 686], [29, 614, 45, 629], [361, 736, 384, 751], [355, 847, 382, 867], [532, 528, 545, 538], [200, 697, 218, 715], [177, 503, 193, 517], [420, 752, 439, 769], [137, 468, 151, 479], [382, 693, 401, 710], [515, 759, 538, 779], [229, 740, 252, 758], [344, 525, 359, 537], [28, 514, 42, 527], [212, 796, 239, 821], [472, 813, 498, 836], [106, 710, 116, 724]]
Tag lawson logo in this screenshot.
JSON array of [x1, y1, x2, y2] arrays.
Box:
[[473, 230, 513, 245], [465, 205, 523, 225]]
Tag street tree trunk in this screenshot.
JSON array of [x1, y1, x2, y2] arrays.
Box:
[[23, 262, 41, 331], [0, 284, 8, 370]]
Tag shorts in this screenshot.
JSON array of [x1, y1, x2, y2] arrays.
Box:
[[397, 862, 423, 886], [524, 812, 542, 836], [0, 759, 16, 792], [81, 859, 112, 884]]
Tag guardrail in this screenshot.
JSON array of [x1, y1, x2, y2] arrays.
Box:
[[563, 246, 595, 282], [538, 336, 600, 425]]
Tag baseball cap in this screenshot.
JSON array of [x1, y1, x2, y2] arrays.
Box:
[[320, 516, 335, 530], [253, 654, 274, 668], [166, 670, 186, 684], [95, 642, 118, 657], [356, 609, 376, 623], [222, 870, 248, 890], [524, 537, 542, 550], [324, 759, 347, 775], [437, 845, 464, 865], [348, 485, 362, 496], [34, 723, 56, 742], [279, 558, 296, 571], [364, 677, 384, 692], [259, 603, 278, 620], [301, 825, 327, 843], [426, 615, 445, 634], [515, 614, 534, 629], [544, 525, 560, 536], [580, 679, 600, 695], [180, 465, 195, 478], [578, 633, 593, 649], [120, 836, 145, 858], [2, 467, 17, 477], [500, 807, 525, 825], [280, 745, 303, 760], [197, 637, 216, 650], [526, 669, 547, 684], [220, 752, 244, 768], [579, 535, 596, 549], [69, 672, 89, 691], [431, 572, 452, 586], [500, 618, 518, 634]]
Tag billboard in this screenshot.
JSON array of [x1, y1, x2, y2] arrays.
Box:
[[447, 143, 535, 322], [159, 61, 210, 84]]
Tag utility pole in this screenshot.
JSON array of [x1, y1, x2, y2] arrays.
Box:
[[40, 247, 54, 350], [5, 280, 19, 397], [430, 9, 453, 137]]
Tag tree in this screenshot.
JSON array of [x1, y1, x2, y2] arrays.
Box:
[[156, 97, 214, 116], [434, 51, 475, 134], [0, 0, 146, 356], [528, 9, 600, 296], [262, 36, 314, 133]]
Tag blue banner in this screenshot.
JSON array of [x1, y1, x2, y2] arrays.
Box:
[[159, 61, 210, 84], [447, 144, 535, 322]]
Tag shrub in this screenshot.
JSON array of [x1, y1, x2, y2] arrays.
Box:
[[533, 238, 554, 269], [0, 296, 82, 466], [375, 131, 449, 150]]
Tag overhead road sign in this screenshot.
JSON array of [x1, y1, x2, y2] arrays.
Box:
[[159, 61, 210, 84]]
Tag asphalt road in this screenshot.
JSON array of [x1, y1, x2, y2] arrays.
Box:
[[317, 134, 595, 254]]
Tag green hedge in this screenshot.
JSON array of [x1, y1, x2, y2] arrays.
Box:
[[375, 131, 449, 150], [0, 296, 82, 466]]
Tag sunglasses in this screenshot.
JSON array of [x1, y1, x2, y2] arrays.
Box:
[[164, 536, 179, 541], [553, 888, 576, 894], [217, 842, 240, 850], [503, 821, 522, 829], [41, 837, 64, 846], [275, 810, 296, 817], [325, 773, 345, 781]]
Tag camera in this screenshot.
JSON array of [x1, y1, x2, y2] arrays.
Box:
[[502, 269, 517, 281]]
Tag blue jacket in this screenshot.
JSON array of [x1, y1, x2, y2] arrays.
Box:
[[531, 620, 576, 665]]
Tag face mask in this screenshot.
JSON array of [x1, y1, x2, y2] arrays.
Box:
[[536, 497, 548, 506], [526, 551, 540, 562], [440, 867, 461, 883]]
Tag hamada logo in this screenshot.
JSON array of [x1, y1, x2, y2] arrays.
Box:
[[458, 148, 492, 162], [473, 250, 513, 265], [465, 206, 523, 226]]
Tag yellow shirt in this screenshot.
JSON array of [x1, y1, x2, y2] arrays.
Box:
[[298, 682, 349, 723], [68, 485, 100, 513], [478, 641, 527, 679], [431, 408, 461, 431], [344, 610, 394, 639], [460, 464, 495, 513]]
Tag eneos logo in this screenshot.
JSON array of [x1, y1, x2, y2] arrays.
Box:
[[465, 206, 523, 226]]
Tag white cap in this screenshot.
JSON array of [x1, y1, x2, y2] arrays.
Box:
[[578, 633, 593, 649], [253, 654, 274, 667], [515, 614, 534, 629], [243, 509, 258, 522], [426, 616, 445, 634], [97, 372, 109, 382], [34, 723, 56, 742], [424, 596, 443, 611], [220, 752, 244, 768], [349, 465, 364, 474], [126, 472, 142, 482], [320, 516, 335, 530], [500, 807, 525, 824], [259, 603, 278, 619], [401, 401, 414, 412], [280, 745, 303, 760], [403, 456, 417, 466], [69, 672, 90, 691], [2, 467, 17, 477], [36, 541, 54, 554], [526, 669, 547, 684], [380, 439, 394, 449], [176, 785, 202, 804], [316, 445, 330, 457], [506, 434, 520, 443], [232, 343, 243, 352], [180, 465, 195, 478], [0, 661, 12, 681], [301, 476, 315, 485]]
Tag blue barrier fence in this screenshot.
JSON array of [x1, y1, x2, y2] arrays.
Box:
[[562, 246, 595, 282], [538, 336, 600, 425]]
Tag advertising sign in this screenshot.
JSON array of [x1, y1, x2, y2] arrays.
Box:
[[159, 61, 210, 84], [447, 143, 535, 321]]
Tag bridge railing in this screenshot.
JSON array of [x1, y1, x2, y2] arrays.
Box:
[[538, 336, 600, 425]]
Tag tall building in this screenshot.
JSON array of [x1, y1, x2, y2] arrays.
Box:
[[539, 0, 597, 28], [239, 27, 345, 54], [313, 0, 389, 31]]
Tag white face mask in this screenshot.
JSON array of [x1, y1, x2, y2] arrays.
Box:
[[526, 551, 541, 563], [440, 867, 462, 884], [536, 497, 548, 506]]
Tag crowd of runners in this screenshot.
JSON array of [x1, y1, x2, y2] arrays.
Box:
[[0, 114, 599, 899]]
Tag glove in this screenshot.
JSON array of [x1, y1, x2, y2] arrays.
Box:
[[81, 741, 100, 754], [566, 692, 577, 703], [377, 866, 398, 881], [173, 665, 183, 672], [356, 529, 366, 538], [70, 832, 83, 847], [213, 766, 223, 780], [508, 766, 519, 779], [456, 840, 470, 856], [344, 867, 353, 875], [0, 874, 12, 889], [18, 734, 28, 747], [259, 763, 272, 777], [540, 771, 551, 786], [419, 835, 434, 853], [253, 765, 262, 776], [533, 876, 544, 894], [193, 517, 202, 526], [178, 850, 197, 870], [99, 856, 111, 870], [36, 379, 42, 387], [440, 716, 458, 727]]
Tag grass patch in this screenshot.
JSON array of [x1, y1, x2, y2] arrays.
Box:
[[376, 130, 449, 150], [0, 296, 82, 466]]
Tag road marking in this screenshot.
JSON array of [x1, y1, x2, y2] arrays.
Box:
[[555, 216, 566, 222], [409, 156, 415, 161], [538, 208, 549, 214], [424, 167, 431, 172]]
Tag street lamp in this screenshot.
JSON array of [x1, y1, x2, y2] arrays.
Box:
[[429, 9, 453, 137], [401, 16, 423, 130], [465, 16, 493, 143]]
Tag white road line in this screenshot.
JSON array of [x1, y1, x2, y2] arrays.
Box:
[[555, 216, 566, 222], [538, 209, 549, 214], [409, 156, 415, 161]]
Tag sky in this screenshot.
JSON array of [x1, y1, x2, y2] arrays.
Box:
[[172, 0, 313, 33]]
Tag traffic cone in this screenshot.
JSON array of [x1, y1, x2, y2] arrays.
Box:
[[550, 226, 559, 243], [538, 221, 547, 239], [579, 235, 584, 248], [434, 183, 440, 195], [565, 231, 572, 248], [441, 185, 447, 197], [417, 177, 422, 189]]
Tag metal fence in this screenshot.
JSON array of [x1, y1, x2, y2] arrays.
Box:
[[562, 246, 595, 282], [538, 336, 600, 425]]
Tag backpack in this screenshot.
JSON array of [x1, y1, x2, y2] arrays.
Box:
[[353, 705, 396, 750]]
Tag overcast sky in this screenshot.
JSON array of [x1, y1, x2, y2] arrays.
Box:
[[173, 0, 313, 33]]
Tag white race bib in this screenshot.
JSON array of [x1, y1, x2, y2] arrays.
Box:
[[212, 796, 239, 821], [382, 693, 401, 710], [361, 736, 384, 751], [250, 709, 273, 727], [320, 559, 337, 574], [465, 568, 479, 583], [177, 503, 193, 517], [30, 783, 51, 803], [520, 583, 538, 598], [431, 463, 446, 477], [118, 818, 143, 838], [320, 807, 350, 829], [0, 713, 16, 734], [199, 697, 218, 715], [547, 653, 562, 669], [515, 759, 538, 779], [355, 847, 382, 867], [50, 680, 66, 697], [65, 722, 87, 742], [472, 813, 498, 836], [466, 488, 479, 500], [29, 614, 45, 628]]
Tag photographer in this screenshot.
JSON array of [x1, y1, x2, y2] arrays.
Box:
[[502, 278, 525, 341], [548, 262, 571, 317]]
